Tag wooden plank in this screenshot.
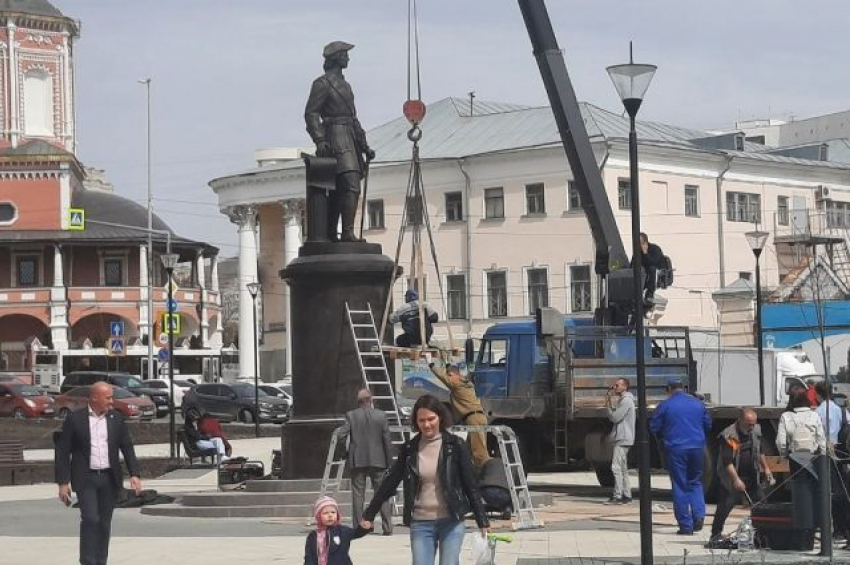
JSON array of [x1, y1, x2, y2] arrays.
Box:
[[764, 455, 790, 474]]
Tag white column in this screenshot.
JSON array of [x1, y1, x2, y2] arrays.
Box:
[[7, 22, 18, 147], [61, 31, 74, 152], [139, 245, 150, 340], [208, 254, 223, 348], [196, 252, 209, 344], [228, 206, 258, 379], [281, 199, 303, 377], [49, 245, 68, 350]]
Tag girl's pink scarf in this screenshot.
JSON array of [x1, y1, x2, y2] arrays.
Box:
[[313, 496, 341, 565]]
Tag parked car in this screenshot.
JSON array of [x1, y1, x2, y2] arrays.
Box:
[[0, 383, 55, 419], [145, 379, 194, 408], [60, 371, 170, 417], [258, 384, 293, 417], [182, 382, 289, 423], [54, 385, 156, 421]]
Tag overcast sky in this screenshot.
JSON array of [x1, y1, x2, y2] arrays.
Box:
[[68, 1, 849, 257]]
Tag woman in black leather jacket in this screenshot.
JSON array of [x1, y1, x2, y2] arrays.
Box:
[[360, 394, 489, 565]]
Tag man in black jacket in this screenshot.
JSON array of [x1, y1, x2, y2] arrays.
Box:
[[55, 382, 141, 565], [631, 232, 665, 304]]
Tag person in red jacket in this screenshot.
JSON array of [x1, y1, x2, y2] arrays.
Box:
[[197, 413, 232, 456]]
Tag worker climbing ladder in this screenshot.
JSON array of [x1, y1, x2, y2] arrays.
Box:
[[452, 424, 544, 531]]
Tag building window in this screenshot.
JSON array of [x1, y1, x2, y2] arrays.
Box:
[[0, 203, 16, 225], [568, 181, 582, 211], [23, 69, 54, 137], [104, 258, 124, 287], [367, 199, 385, 229], [445, 191, 463, 222], [726, 192, 761, 223], [827, 200, 850, 228], [777, 196, 789, 226], [570, 265, 592, 312], [618, 178, 631, 210], [446, 274, 466, 320], [525, 183, 546, 215], [17, 255, 39, 287], [484, 187, 504, 219], [526, 268, 549, 314], [684, 185, 700, 217], [486, 271, 508, 318], [405, 196, 423, 226]]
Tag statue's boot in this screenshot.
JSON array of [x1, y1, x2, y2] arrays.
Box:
[[327, 193, 340, 242], [340, 192, 364, 242]]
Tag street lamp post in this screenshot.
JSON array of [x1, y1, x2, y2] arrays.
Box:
[[744, 229, 769, 406], [138, 77, 153, 382], [607, 44, 656, 565], [161, 253, 179, 460], [247, 282, 261, 438]]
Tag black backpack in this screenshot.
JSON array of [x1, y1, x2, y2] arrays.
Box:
[[657, 255, 674, 289]]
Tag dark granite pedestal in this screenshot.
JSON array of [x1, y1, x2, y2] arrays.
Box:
[[279, 241, 395, 479]]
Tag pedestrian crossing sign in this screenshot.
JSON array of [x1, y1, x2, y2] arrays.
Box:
[[69, 208, 85, 231], [107, 337, 125, 357], [162, 313, 181, 335]]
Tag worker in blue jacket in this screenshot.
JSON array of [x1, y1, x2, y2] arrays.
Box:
[[650, 377, 712, 535]]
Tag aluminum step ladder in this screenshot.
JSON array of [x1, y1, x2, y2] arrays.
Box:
[[310, 303, 408, 524], [452, 424, 544, 531]]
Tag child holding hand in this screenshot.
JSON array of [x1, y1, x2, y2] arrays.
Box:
[[304, 496, 369, 565]]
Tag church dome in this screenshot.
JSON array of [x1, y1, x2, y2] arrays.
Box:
[[0, 0, 64, 18], [72, 189, 174, 236]]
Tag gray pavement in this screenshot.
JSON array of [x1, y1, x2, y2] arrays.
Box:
[[5, 436, 850, 564]]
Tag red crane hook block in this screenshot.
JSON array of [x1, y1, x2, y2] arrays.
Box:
[[403, 99, 426, 126]]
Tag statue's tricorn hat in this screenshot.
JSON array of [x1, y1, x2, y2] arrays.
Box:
[[323, 41, 355, 58]]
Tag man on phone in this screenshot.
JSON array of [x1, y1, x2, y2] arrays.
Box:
[[55, 382, 141, 565], [605, 378, 635, 504]]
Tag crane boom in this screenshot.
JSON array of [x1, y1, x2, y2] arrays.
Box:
[[518, 0, 629, 274]]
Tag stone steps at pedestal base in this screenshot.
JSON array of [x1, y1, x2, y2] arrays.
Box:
[[138, 478, 553, 519]]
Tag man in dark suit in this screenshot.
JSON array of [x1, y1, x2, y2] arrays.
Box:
[[55, 382, 141, 565], [338, 388, 394, 535]]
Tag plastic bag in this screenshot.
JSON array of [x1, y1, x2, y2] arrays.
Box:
[[470, 534, 492, 565]]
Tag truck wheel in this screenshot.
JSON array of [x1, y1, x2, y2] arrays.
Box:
[[585, 431, 614, 488]]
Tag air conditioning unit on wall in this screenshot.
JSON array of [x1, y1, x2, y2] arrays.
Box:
[[816, 185, 830, 201]]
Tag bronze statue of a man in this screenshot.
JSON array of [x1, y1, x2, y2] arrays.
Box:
[[304, 41, 375, 242]]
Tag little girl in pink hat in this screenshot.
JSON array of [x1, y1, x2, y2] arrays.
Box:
[[304, 495, 369, 565]]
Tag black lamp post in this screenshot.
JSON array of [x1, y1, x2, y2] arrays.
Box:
[[160, 252, 179, 460], [744, 229, 769, 406], [247, 281, 261, 438], [607, 45, 656, 565]]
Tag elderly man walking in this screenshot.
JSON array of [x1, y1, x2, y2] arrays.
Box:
[[55, 382, 141, 565], [650, 378, 712, 535], [338, 388, 394, 535]]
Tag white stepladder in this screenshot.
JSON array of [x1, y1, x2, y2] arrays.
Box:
[[451, 424, 544, 531], [309, 303, 408, 524]]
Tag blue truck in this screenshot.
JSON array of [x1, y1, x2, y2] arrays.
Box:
[[460, 311, 783, 491]]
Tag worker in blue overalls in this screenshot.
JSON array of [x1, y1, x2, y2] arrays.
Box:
[[650, 377, 712, 535]]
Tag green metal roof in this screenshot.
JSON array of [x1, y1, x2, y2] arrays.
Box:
[[0, 0, 63, 18]]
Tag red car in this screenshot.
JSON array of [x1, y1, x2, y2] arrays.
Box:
[[0, 383, 55, 419], [54, 385, 156, 421]]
